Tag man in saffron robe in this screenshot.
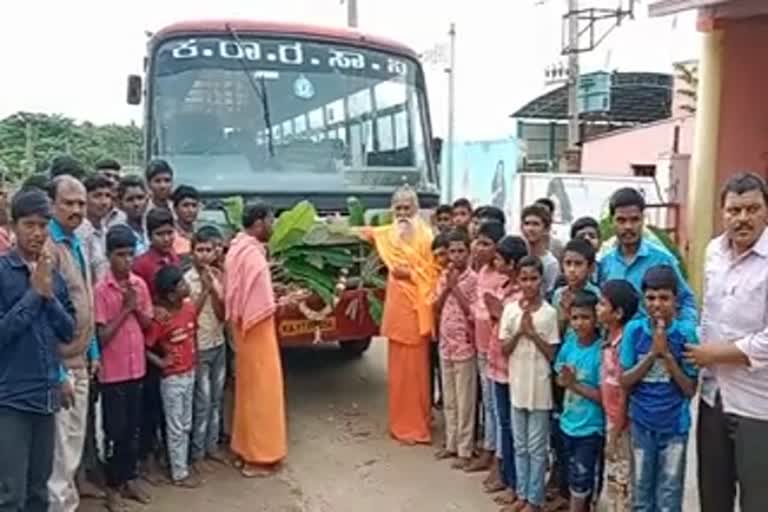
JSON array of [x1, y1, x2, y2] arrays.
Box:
[[363, 186, 439, 444], [224, 202, 287, 477]]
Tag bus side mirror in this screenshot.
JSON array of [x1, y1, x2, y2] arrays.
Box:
[[126, 75, 142, 105], [432, 137, 443, 166]]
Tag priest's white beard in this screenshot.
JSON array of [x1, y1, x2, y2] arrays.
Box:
[[395, 217, 415, 242]]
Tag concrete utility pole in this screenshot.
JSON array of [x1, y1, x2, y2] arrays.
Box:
[[345, 0, 358, 28], [446, 22, 457, 202], [566, 0, 580, 149]]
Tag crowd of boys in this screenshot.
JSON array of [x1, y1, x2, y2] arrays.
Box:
[[426, 180, 760, 512], [0, 157, 232, 512]]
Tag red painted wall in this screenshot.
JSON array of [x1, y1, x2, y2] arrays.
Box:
[[716, 15, 768, 191]]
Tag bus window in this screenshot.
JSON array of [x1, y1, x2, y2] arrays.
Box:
[[374, 80, 406, 110], [326, 99, 344, 125], [395, 110, 409, 149], [349, 89, 372, 118], [294, 115, 307, 134], [377, 116, 394, 151], [309, 108, 324, 130]]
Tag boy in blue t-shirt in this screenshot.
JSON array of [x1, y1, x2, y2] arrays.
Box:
[[620, 265, 698, 512], [555, 290, 605, 512]]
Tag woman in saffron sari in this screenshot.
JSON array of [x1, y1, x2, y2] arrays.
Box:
[[224, 202, 287, 477], [362, 186, 439, 444]]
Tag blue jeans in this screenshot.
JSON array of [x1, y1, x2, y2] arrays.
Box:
[[160, 370, 195, 482], [631, 422, 688, 512], [477, 355, 496, 451], [192, 345, 227, 461], [511, 407, 550, 506], [561, 432, 604, 498], [493, 382, 516, 489]]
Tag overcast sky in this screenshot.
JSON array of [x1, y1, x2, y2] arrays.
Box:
[[0, 0, 699, 140]]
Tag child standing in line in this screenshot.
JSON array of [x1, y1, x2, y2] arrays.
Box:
[[554, 291, 605, 512], [570, 217, 601, 252], [132, 208, 180, 481], [146, 265, 202, 488], [433, 229, 478, 469], [597, 280, 640, 512], [549, 238, 599, 508], [187, 228, 228, 472], [467, 220, 506, 481], [171, 185, 201, 269], [484, 236, 528, 506], [430, 233, 451, 409], [501, 256, 561, 512], [94, 225, 154, 511], [434, 204, 454, 233], [451, 198, 473, 233], [552, 239, 599, 336], [620, 265, 698, 512]]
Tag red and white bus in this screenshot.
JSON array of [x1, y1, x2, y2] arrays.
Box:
[[127, 20, 441, 353]]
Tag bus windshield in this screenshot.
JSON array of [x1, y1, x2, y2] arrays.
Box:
[[149, 36, 436, 195]]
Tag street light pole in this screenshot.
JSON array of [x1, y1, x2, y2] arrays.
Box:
[[446, 22, 456, 202], [346, 0, 358, 28], [567, 0, 580, 148]]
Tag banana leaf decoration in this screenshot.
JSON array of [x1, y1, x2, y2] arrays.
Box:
[[265, 198, 385, 326]]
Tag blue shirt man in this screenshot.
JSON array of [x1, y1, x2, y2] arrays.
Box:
[[598, 187, 697, 326], [49, 218, 100, 363], [599, 240, 697, 324]]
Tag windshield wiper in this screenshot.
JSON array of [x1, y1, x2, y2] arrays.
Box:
[[225, 23, 274, 158]]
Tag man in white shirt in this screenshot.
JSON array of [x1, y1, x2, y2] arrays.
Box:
[[685, 173, 768, 512]]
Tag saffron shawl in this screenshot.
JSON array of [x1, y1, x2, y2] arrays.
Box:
[[224, 232, 276, 332]]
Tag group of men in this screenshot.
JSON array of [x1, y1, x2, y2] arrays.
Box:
[[0, 156, 287, 512]]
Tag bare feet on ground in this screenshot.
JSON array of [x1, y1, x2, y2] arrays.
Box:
[[173, 474, 203, 489], [78, 476, 106, 499], [493, 490, 518, 505], [240, 463, 280, 478], [122, 479, 151, 504], [206, 449, 229, 465], [434, 448, 457, 460], [105, 489, 132, 512], [464, 450, 492, 473], [450, 456, 471, 470]]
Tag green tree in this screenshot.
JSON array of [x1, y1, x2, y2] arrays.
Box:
[[0, 112, 143, 182]]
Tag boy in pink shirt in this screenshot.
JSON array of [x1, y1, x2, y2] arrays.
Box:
[[485, 236, 528, 506], [94, 225, 154, 510], [596, 279, 639, 512], [434, 230, 478, 469], [467, 220, 506, 479]]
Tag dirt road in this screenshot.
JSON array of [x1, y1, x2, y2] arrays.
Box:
[[81, 338, 701, 511]]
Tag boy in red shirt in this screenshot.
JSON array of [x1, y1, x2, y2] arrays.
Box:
[[597, 279, 639, 511], [146, 265, 201, 488], [94, 225, 154, 510], [132, 207, 180, 480]]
